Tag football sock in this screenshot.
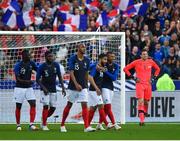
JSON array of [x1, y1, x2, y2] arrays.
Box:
[[82, 105, 89, 128], [105, 104, 115, 124], [15, 108, 21, 125], [99, 107, 108, 126], [30, 106, 36, 123], [48, 107, 55, 117], [42, 108, 48, 126], [61, 105, 71, 126], [88, 108, 95, 125], [138, 105, 144, 123]]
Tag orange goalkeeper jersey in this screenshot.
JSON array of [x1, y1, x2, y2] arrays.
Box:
[[123, 59, 160, 84]]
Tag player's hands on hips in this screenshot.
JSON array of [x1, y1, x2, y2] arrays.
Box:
[[96, 88, 102, 96], [130, 75, 140, 83], [75, 83, 82, 91]]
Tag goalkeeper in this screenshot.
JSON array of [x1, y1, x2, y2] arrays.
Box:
[[123, 49, 160, 126]]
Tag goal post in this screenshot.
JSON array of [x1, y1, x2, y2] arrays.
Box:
[[0, 31, 126, 124]]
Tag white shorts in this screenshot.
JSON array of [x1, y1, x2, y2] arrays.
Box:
[[14, 87, 36, 103], [88, 91, 103, 107], [102, 88, 114, 104], [67, 88, 88, 103], [40, 91, 57, 107]]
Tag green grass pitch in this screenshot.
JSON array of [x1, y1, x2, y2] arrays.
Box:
[[0, 123, 180, 140]]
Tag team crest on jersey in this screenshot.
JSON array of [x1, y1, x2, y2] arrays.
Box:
[[84, 62, 87, 69]]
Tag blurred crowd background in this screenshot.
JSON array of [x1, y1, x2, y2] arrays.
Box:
[[0, 0, 180, 79]]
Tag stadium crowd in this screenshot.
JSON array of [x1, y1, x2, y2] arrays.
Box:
[[0, 0, 180, 79]]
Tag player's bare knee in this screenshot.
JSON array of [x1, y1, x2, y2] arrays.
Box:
[[67, 101, 73, 108], [98, 104, 103, 109], [16, 103, 22, 109], [81, 102, 88, 108], [28, 100, 36, 107], [90, 106, 97, 111], [43, 105, 49, 109], [138, 98, 144, 105], [50, 107, 56, 112]]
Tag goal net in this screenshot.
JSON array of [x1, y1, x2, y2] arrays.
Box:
[[0, 31, 125, 124]]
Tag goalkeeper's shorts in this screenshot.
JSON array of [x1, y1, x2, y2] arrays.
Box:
[[136, 83, 152, 100]]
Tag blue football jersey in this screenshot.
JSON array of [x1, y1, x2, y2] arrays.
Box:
[[102, 62, 119, 90], [89, 63, 104, 91], [68, 55, 90, 90], [36, 62, 61, 92], [14, 61, 37, 88]]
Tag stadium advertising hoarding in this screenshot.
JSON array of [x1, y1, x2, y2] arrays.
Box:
[[125, 91, 180, 122]]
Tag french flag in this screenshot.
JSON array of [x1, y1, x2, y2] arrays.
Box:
[[124, 3, 149, 17], [2, 0, 21, 28], [0, 0, 9, 9], [58, 12, 88, 31], [112, 0, 120, 8], [17, 10, 35, 29], [96, 11, 109, 27], [2, 9, 16, 28], [58, 24, 77, 31], [85, 0, 99, 12], [119, 0, 134, 11], [58, 4, 70, 13]]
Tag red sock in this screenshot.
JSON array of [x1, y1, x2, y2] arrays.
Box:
[[99, 106, 107, 124], [105, 104, 115, 124], [42, 108, 48, 126], [144, 104, 148, 114], [48, 108, 55, 117], [15, 108, 21, 125], [30, 106, 36, 123], [99, 108, 108, 126], [88, 108, 95, 125], [82, 105, 89, 128], [139, 112, 144, 123], [61, 105, 71, 126], [138, 105, 144, 123]]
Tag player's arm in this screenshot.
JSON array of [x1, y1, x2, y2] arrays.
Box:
[[150, 60, 161, 83], [123, 61, 136, 77], [68, 56, 82, 91], [123, 61, 140, 82], [14, 63, 33, 84], [152, 60, 160, 78], [88, 64, 101, 95], [56, 63, 66, 96], [104, 64, 119, 81], [36, 65, 49, 95]]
